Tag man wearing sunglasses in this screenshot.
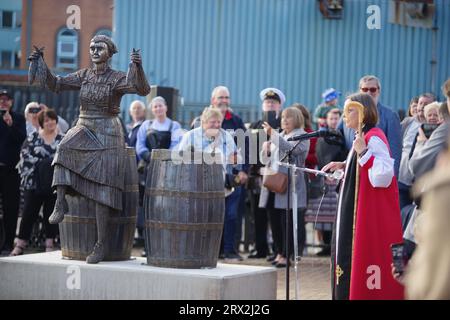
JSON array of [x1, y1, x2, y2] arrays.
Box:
[[339, 75, 402, 177], [0, 89, 27, 255]]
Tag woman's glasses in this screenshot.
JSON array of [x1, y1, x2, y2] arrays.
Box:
[[360, 87, 378, 93]]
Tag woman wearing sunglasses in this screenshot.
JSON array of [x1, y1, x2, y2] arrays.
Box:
[[323, 93, 404, 300]]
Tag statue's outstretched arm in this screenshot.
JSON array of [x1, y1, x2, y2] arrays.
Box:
[[28, 46, 56, 90], [28, 46, 82, 93], [116, 48, 151, 96]]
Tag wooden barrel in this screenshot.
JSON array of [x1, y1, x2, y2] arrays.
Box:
[[60, 147, 138, 261], [144, 149, 225, 268]]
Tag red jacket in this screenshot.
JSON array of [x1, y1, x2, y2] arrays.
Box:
[[304, 127, 318, 169]]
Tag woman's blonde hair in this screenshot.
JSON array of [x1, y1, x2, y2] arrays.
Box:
[[282, 106, 304, 129], [200, 106, 223, 124], [150, 96, 167, 107]]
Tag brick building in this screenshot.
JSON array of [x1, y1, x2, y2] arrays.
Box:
[[0, 0, 113, 122], [0, 0, 22, 82], [21, 0, 113, 71], [0, 0, 113, 84]]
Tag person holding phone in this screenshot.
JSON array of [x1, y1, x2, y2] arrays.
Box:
[[24, 102, 44, 135], [260, 107, 309, 268], [247, 88, 284, 260], [419, 102, 442, 138], [409, 79, 450, 182], [323, 93, 404, 300], [408, 101, 442, 170], [0, 89, 27, 255], [398, 94, 435, 210]]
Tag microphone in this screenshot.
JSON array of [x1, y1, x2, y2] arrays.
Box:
[[287, 129, 335, 141]]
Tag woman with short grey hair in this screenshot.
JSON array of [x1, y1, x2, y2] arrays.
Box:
[[260, 107, 309, 268]]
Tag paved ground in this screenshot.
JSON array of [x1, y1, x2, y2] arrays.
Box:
[[221, 255, 331, 300]]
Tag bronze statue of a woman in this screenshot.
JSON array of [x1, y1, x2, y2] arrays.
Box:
[[28, 35, 150, 263]]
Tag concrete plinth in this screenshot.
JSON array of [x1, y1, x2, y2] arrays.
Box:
[[0, 252, 277, 300]]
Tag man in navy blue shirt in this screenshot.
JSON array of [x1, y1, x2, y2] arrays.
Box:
[[338, 75, 402, 177], [0, 89, 26, 254]]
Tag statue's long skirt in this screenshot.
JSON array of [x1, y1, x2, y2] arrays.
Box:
[[52, 115, 126, 211]]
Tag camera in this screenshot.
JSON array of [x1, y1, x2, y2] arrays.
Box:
[[391, 242, 406, 276], [29, 107, 42, 114], [0, 109, 6, 117], [421, 123, 439, 139], [263, 111, 279, 129]]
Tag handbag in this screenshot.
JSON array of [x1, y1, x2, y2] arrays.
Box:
[[262, 167, 288, 193]]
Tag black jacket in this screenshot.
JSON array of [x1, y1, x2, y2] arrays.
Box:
[[315, 129, 347, 170], [222, 111, 249, 173], [0, 111, 27, 167]]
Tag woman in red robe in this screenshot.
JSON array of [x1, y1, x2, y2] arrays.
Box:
[[323, 93, 404, 300]]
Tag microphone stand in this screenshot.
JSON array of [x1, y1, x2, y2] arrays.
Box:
[[279, 138, 304, 300]]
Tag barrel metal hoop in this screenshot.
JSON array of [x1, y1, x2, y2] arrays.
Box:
[[61, 249, 87, 260], [125, 147, 136, 156], [145, 220, 223, 231], [63, 215, 136, 224], [150, 149, 173, 161], [145, 188, 224, 199], [61, 249, 129, 261], [150, 149, 220, 163], [124, 185, 139, 192]]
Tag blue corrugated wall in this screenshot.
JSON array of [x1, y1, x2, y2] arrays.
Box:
[[113, 0, 450, 126]]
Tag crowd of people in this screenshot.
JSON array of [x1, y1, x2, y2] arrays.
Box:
[[1, 73, 449, 299], [0, 91, 68, 255]]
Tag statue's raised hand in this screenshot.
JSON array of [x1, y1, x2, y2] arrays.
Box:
[[126, 48, 150, 95], [28, 46, 45, 62], [28, 46, 45, 85], [130, 48, 142, 65]]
